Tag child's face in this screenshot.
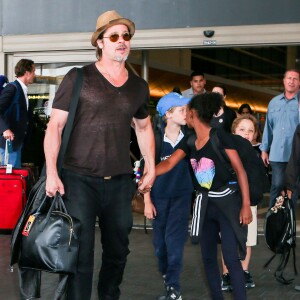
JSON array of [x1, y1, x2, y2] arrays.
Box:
[[234, 119, 255, 142], [166, 105, 187, 126]]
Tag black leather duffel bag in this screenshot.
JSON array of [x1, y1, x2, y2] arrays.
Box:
[[18, 192, 81, 274]]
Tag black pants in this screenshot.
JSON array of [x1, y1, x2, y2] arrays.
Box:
[[200, 201, 246, 300], [62, 169, 134, 300]]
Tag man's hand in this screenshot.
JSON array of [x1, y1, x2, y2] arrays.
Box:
[[261, 151, 269, 167], [46, 174, 65, 197], [2, 129, 15, 141], [138, 171, 155, 194]]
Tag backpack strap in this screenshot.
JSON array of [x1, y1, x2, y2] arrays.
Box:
[[289, 200, 298, 276], [274, 247, 294, 285], [209, 128, 235, 176], [263, 253, 277, 268], [152, 114, 165, 164], [292, 246, 297, 275], [186, 132, 196, 149]]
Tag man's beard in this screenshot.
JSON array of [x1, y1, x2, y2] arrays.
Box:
[[114, 55, 128, 62]]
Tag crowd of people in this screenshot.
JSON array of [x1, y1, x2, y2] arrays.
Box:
[[146, 68, 299, 300], [0, 9, 300, 300]]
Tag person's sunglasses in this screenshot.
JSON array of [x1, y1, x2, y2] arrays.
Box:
[[103, 33, 131, 42]]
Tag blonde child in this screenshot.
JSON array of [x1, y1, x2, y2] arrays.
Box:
[[221, 114, 260, 290], [144, 92, 194, 300]]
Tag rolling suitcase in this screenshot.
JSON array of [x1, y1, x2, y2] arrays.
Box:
[[0, 167, 29, 230]]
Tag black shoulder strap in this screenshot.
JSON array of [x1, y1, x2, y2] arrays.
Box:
[[41, 68, 83, 176], [210, 128, 235, 176], [57, 68, 83, 173], [186, 132, 196, 149], [154, 129, 163, 164], [153, 114, 165, 164]]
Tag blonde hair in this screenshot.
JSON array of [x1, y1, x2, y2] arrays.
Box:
[[162, 107, 176, 122], [231, 114, 261, 142]]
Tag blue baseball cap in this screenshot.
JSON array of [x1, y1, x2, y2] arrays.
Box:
[[156, 92, 191, 117]]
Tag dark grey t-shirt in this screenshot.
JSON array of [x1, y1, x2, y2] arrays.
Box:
[[52, 63, 149, 177]]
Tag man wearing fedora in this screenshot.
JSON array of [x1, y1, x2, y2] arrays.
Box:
[[44, 10, 155, 300]]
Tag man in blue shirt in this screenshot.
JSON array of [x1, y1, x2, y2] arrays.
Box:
[[260, 69, 300, 208]]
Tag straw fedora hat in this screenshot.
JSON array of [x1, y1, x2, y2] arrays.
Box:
[[91, 10, 135, 47]]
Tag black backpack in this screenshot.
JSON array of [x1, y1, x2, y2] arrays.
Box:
[[208, 128, 270, 205], [264, 195, 297, 284]]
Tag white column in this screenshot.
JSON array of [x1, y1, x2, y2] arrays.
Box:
[[141, 50, 149, 82]]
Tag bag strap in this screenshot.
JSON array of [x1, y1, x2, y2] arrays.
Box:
[[274, 248, 294, 284], [152, 114, 165, 164], [209, 128, 235, 176], [4, 139, 9, 165], [41, 68, 83, 176], [38, 192, 71, 232], [57, 68, 83, 174], [288, 199, 298, 275], [264, 253, 277, 268]]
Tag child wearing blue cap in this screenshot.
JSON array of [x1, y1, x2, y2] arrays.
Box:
[[145, 92, 194, 300]]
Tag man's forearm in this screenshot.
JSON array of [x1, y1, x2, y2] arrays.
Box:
[[44, 124, 62, 177], [135, 119, 155, 175]]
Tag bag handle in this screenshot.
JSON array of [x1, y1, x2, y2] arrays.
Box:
[[36, 192, 69, 232], [4, 139, 9, 165], [35, 192, 67, 215]]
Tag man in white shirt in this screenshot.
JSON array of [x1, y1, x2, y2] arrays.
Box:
[[181, 71, 206, 97]]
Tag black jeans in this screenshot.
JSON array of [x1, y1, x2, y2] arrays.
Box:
[[62, 169, 134, 300], [200, 201, 246, 300]]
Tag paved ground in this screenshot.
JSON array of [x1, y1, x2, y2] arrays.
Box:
[[1, 197, 300, 299], [1, 230, 300, 299]]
